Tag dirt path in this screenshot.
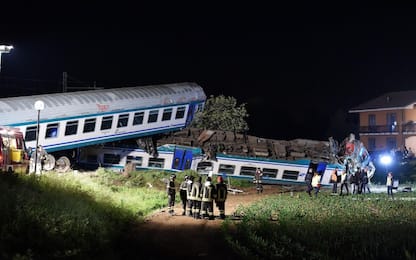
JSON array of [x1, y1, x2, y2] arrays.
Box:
[[123, 185, 284, 259]]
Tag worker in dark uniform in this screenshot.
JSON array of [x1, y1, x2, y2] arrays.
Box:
[[305, 167, 314, 196], [179, 175, 189, 215], [166, 174, 176, 215], [189, 176, 202, 219], [215, 175, 228, 219], [254, 168, 263, 194], [186, 175, 194, 217], [201, 176, 216, 220]]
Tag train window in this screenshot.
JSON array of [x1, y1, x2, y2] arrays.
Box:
[[117, 114, 129, 128], [65, 121, 79, 136], [103, 154, 121, 164], [148, 158, 165, 168], [101, 116, 113, 130], [133, 111, 144, 125], [197, 161, 213, 174], [126, 155, 143, 166], [240, 166, 256, 176], [25, 126, 37, 141], [45, 123, 59, 139], [263, 168, 278, 178], [162, 108, 173, 121], [175, 106, 186, 119], [83, 118, 96, 133], [218, 164, 235, 175], [282, 170, 299, 180], [148, 110, 159, 123]]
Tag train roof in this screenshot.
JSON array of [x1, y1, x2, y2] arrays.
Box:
[[0, 82, 206, 126]]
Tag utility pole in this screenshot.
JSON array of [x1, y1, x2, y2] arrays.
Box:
[[62, 71, 68, 92]]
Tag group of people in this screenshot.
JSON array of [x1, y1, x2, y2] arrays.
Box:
[[305, 167, 396, 198], [166, 173, 228, 220]]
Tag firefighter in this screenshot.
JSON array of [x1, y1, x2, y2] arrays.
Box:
[[215, 175, 228, 219], [166, 174, 176, 215], [201, 176, 216, 220], [179, 175, 189, 215], [189, 176, 202, 219], [186, 175, 194, 217]]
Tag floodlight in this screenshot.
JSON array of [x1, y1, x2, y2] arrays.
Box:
[[380, 154, 392, 166]]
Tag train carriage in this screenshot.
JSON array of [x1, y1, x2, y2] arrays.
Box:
[[0, 82, 206, 171]]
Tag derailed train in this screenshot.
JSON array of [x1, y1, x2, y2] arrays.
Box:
[[78, 128, 376, 188], [0, 82, 206, 172]]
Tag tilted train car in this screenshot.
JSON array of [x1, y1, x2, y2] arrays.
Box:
[[0, 82, 206, 172], [78, 143, 343, 188]]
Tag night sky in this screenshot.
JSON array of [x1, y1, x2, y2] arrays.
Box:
[[2, 4, 416, 142]]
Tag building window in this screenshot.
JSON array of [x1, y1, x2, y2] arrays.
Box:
[[175, 106, 186, 119], [133, 111, 144, 125], [386, 113, 397, 132], [65, 121, 78, 136], [386, 137, 397, 150], [368, 114, 376, 131], [162, 108, 173, 121], [368, 137, 376, 151], [25, 126, 37, 141], [148, 110, 159, 123], [83, 118, 96, 133], [101, 116, 113, 130], [45, 123, 59, 139], [117, 114, 129, 128]]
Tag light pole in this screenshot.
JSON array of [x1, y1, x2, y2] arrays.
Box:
[[34, 100, 44, 175], [0, 45, 13, 73]]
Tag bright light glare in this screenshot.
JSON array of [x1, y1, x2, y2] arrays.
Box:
[[380, 154, 392, 166]]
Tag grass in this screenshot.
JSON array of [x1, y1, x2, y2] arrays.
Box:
[[1, 168, 415, 259], [225, 189, 416, 260]]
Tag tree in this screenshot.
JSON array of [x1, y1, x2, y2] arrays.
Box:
[[192, 95, 249, 134]]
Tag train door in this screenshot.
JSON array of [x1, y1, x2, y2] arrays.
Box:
[[185, 103, 196, 127], [172, 148, 193, 170]]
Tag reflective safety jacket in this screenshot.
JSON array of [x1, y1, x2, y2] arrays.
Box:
[[189, 181, 202, 201], [201, 181, 216, 202]]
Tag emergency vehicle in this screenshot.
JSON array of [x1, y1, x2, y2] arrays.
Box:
[[0, 126, 30, 173]]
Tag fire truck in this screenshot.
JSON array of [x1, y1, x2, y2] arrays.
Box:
[[0, 126, 30, 174]]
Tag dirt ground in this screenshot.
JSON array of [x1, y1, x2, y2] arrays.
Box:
[[123, 185, 294, 259]]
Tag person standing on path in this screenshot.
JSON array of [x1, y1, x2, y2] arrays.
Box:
[[215, 175, 228, 219], [179, 175, 189, 215], [305, 168, 314, 196], [386, 172, 394, 199], [166, 174, 176, 215]]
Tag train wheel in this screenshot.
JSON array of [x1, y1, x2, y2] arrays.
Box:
[[55, 156, 71, 172], [43, 154, 56, 171]]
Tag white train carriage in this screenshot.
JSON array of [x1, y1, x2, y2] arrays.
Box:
[[78, 144, 204, 172], [78, 143, 342, 187], [194, 153, 342, 187], [0, 82, 206, 171]]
